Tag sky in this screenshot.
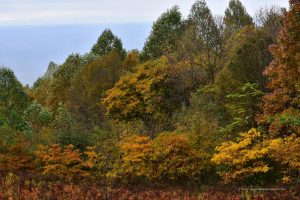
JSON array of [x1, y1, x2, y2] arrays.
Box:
[[0, 0, 289, 85]]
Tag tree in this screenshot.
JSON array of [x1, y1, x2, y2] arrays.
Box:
[[52, 104, 91, 150], [35, 144, 88, 182], [224, 0, 253, 38], [24, 102, 54, 145], [67, 50, 123, 127], [258, 0, 300, 137], [102, 58, 201, 134], [111, 135, 152, 183], [175, 0, 222, 84], [140, 6, 183, 61], [215, 25, 273, 95], [220, 83, 264, 138], [255, 6, 283, 39], [112, 132, 205, 184], [149, 132, 205, 183], [48, 54, 84, 110], [212, 128, 272, 184], [123, 49, 139, 72], [91, 29, 126, 59], [0, 67, 28, 131]]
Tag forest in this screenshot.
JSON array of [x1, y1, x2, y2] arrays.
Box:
[[0, 0, 299, 199]]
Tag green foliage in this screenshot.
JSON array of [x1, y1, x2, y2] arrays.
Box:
[[48, 54, 84, 110], [216, 25, 273, 95], [177, 0, 222, 83], [91, 29, 126, 58], [0, 67, 28, 131], [224, 0, 253, 37], [52, 104, 91, 150], [220, 83, 264, 138], [140, 6, 183, 61]]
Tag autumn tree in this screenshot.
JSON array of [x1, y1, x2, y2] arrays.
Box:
[[149, 132, 205, 183], [102, 58, 202, 134], [214, 1, 300, 185], [35, 144, 88, 183], [112, 132, 205, 184], [68, 50, 123, 127], [212, 129, 273, 184], [258, 0, 300, 137], [110, 135, 152, 183], [123, 49, 139, 72]]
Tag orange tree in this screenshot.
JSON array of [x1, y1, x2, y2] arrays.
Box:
[[34, 144, 89, 183]]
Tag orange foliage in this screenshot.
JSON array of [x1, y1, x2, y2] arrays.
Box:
[[35, 144, 89, 182], [258, 0, 300, 136]]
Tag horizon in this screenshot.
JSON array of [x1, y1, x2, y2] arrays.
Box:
[[0, 0, 289, 85]]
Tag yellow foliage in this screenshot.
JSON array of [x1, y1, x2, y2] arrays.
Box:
[[212, 128, 270, 182], [213, 127, 300, 184]]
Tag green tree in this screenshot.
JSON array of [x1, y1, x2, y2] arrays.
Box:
[[224, 0, 253, 38], [220, 83, 264, 138], [91, 29, 126, 58], [255, 6, 283, 39], [140, 6, 183, 61], [48, 54, 84, 110], [52, 104, 91, 150], [175, 0, 222, 84], [215, 25, 273, 95], [0, 67, 28, 130], [68, 50, 123, 127]]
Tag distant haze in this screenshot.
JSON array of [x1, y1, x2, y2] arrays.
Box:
[[0, 0, 289, 85], [0, 23, 152, 85]]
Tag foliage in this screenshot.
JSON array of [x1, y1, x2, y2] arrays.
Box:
[[102, 57, 200, 134], [212, 129, 271, 184], [220, 83, 264, 137], [0, 67, 28, 130], [224, 0, 253, 37], [1, 0, 299, 195], [212, 128, 300, 184], [175, 0, 222, 84], [91, 29, 126, 58], [35, 144, 89, 182], [258, 0, 300, 137], [149, 132, 206, 183], [140, 6, 183, 61], [112, 132, 205, 184]]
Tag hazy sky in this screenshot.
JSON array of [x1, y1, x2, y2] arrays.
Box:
[[0, 0, 289, 85], [0, 0, 289, 26]]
